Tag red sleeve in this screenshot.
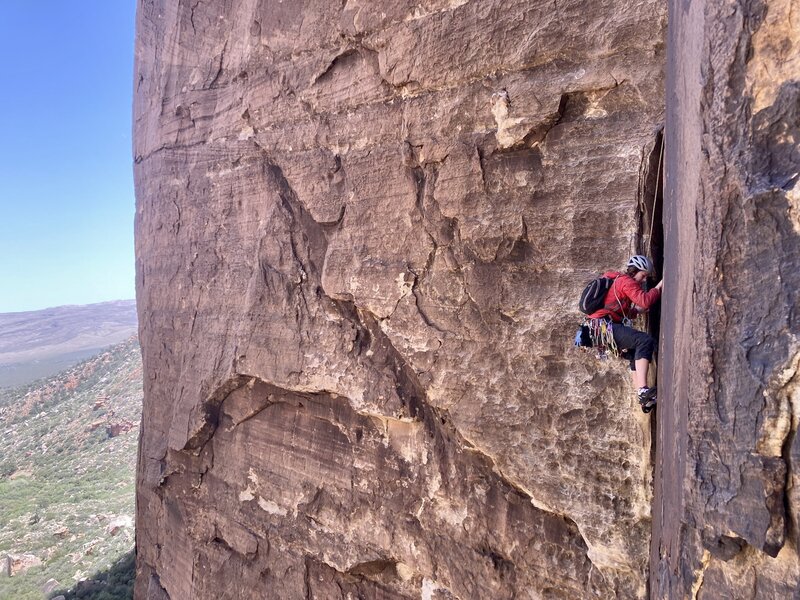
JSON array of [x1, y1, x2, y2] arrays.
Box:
[[616, 275, 662, 309]]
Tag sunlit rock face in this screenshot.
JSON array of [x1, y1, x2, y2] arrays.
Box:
[[654, 0, 800, 598], [133, 0, 666, 598]]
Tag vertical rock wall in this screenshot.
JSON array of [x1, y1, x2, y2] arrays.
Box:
[[654, 0, 800, 597], [133, 1, 666, 598]]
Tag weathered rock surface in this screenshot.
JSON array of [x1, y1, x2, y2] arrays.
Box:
[[133, 0, 668, 598], [3, 553, 42, 577], [653, 0, 800, 597]]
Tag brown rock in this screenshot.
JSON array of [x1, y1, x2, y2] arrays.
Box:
[[42, 578, 61, 594], [53, 526, 70, 539], [132, 1, 678, 599], [5, 553, 42, 576], [82, 539, 103, 556], [107, 420, 135, 438], [653, 0, 800, 597], [87, 419, 105, 433], [105, 515, 134, 536]]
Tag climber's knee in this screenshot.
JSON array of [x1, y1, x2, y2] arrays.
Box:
[[634, 335, 655, 362]]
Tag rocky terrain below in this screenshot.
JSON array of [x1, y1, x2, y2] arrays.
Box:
[[0, 337, 141, 599]]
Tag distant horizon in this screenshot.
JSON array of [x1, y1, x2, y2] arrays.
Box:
[[0, 297, 137, 316]]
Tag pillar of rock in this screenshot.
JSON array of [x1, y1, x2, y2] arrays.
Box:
[[133, 1, 667, 598], [654, 0, 800, 597]]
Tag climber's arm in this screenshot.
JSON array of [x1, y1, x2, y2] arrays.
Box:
[[619, 276, 662, 310]]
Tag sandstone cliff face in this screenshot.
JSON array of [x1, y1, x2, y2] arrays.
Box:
[[133, 1, 667, 598], [654, 0, 800, 597]]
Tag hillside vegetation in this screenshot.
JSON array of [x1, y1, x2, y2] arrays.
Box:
[[0, 337, 141, 599]]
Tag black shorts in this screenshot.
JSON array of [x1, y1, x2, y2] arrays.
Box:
[[612, 323, 656, 370]]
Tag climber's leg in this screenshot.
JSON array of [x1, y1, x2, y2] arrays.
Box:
[[612, 324, 657, 410], [634, 358, 649, 389]]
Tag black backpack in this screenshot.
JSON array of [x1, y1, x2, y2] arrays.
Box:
[[578, 276, 614, 314]]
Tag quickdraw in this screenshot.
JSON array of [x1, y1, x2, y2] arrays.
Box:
[[585, 317, 619, 359]]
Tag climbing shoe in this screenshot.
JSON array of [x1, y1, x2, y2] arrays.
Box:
[[640, 399, 656, 413], [638, 387, 657, 413]]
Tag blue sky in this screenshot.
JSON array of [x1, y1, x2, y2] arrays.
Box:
[[0, 3, 137, 313]]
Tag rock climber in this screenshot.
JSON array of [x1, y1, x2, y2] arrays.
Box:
[[586, 255, 663, 412]]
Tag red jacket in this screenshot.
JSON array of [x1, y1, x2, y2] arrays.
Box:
[[588, 271, 661, 323]]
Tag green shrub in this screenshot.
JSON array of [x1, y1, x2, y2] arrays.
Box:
[[0, 459, 16, 478]]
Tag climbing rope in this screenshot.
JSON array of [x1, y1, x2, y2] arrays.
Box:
[[613, 278, 632, 327], [649, 133, 665, 260], [631, 132, 665, 260]]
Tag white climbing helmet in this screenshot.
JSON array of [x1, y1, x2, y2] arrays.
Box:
[[627, 254, 654, 274]]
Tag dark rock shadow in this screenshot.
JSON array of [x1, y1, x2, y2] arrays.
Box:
[[50, 549, 135, 600]]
